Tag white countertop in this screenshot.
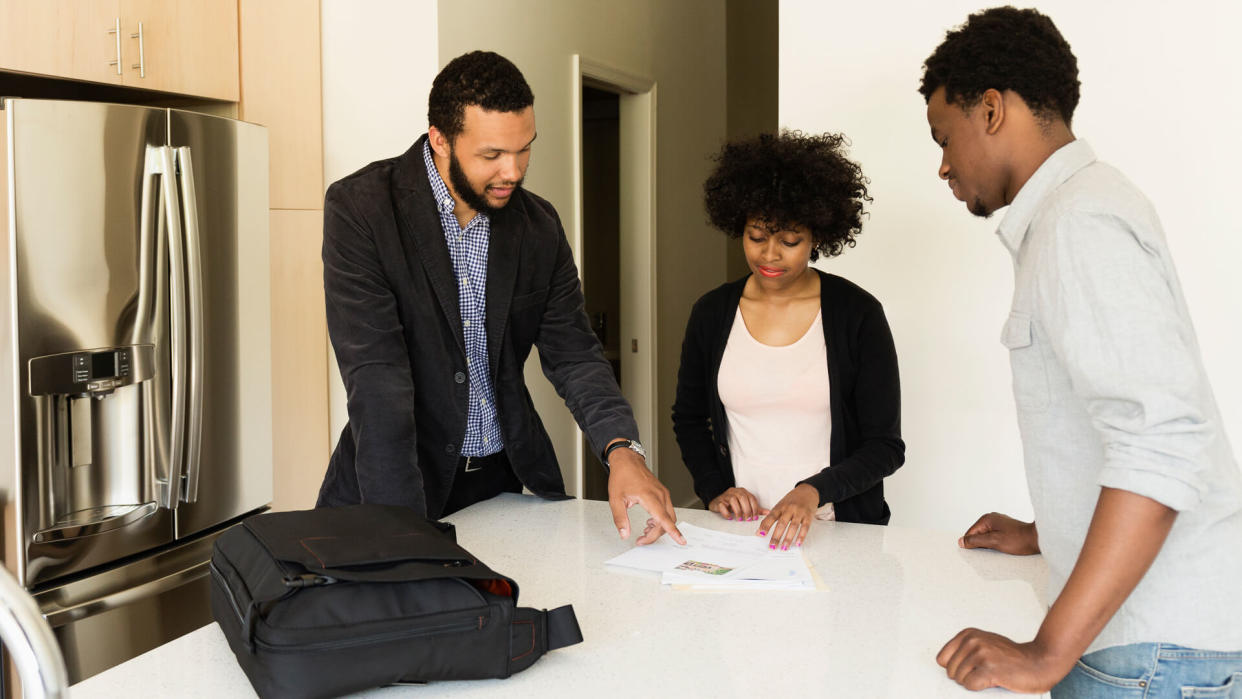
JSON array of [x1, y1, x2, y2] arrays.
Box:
[[72, 494, 1050, 698]]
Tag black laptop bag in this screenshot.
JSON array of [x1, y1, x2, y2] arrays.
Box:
[[209, 504, 583, 698]]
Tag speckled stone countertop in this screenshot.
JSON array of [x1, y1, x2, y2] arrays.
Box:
[[72, 493, 1050, 698]]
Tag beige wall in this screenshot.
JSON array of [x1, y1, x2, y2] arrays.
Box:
[[724, 0, 779, 280], [438, 0, 730, 506], [321, 0, 440, 452]]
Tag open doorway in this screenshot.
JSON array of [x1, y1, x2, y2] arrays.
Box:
[[580, 86, 622, 501], [568, 56, 658, 501]]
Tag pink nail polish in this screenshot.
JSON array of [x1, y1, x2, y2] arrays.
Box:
[[759, 530, 766, 536], [769, 543, 776, 550], [782, 545, 788, 551]]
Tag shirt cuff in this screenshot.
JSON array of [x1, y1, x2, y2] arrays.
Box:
[[1097, 464, 1204, 512]]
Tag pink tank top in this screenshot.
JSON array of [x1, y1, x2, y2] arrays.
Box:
[[718, 307, 835, 520]]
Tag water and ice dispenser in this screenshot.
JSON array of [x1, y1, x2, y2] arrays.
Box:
[[27, 345, 160, 544]]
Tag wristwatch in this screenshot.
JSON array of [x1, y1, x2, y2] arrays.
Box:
[[603, 439, 646, 467]]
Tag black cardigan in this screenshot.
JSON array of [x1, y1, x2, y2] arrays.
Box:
[[672, 270, 905, 525]]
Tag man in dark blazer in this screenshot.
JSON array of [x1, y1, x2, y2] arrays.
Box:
[[317, 51, 684, 546]]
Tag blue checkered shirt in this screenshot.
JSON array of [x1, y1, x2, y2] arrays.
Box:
[[422, 141, 504, 457]]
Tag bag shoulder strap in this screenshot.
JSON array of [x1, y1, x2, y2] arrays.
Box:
[[507, 604, 583, 676], [544, 605, 582, 650]]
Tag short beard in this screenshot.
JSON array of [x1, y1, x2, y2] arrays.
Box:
[[448, 145, 523, 217], [969, 196, 993, 219]]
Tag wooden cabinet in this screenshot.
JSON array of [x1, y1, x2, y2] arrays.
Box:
[[239, 0, 323, 209], [269, 209, 329, 511], [241, 1, 328, 510], [0, 0, 238, 101], [119, 0, 238, 100], [0, 1, 124, 86]]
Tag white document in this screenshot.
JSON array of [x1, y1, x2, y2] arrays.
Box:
[[605, 523, 815, 590], [603, 522, 764, 572]]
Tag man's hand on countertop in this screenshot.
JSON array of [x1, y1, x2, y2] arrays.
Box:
[[958, 512, 1040, 555], [606, 448, 686, 546], [937, 629, 1074, 694]]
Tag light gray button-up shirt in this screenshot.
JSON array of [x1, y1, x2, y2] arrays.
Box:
[[997, 139, 1242, 653]]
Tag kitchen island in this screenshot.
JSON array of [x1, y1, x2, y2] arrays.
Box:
[[71, 493, 1049, 698]]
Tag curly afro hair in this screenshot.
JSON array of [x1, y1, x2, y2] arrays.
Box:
[[920, 6, 1080, 125], [428, 51, 534, 141], [703, 131, 870, 261]]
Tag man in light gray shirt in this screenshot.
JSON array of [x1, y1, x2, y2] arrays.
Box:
[[920, 7, 1242, 697]]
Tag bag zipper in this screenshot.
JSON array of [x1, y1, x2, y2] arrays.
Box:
[[282, 572, 337, 588], [209, 560, 247, 624], [278, 571, 486, 608], [210, 561, 489, 653]]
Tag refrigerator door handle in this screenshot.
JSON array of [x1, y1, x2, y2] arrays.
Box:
[[174, 146, 204, 503], [157, 145, 189, 511], [134, 150, 160, 350], [140, 145, 174, 509]]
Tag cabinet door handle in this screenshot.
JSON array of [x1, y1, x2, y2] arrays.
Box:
[[130, 21, 145, 78], [107, 17, 121, 75]]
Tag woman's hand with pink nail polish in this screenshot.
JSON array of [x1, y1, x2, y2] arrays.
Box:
[[757, 483, 819, 550]]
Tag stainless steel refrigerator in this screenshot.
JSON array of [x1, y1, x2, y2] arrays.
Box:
[[0, 98, 272, 683]]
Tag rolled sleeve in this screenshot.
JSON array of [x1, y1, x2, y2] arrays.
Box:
[[1035, 210, 1214, 511]]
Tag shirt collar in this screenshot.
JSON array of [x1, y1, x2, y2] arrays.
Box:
[[421, 138, 483, 221], [995, 139, 1097, 253]]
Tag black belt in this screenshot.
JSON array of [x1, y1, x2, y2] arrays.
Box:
[[458, 451, 507, 473]]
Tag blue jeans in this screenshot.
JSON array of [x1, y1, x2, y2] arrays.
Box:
[[1053, 643, 1242, 698]]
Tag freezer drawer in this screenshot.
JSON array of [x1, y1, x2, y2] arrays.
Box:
[[32, 522, 235, 684]]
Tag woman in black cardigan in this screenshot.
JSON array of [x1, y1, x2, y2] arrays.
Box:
[[669, 131, 905, 550]]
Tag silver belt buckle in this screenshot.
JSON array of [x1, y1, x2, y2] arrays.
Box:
[[464, 456, 482, 473]]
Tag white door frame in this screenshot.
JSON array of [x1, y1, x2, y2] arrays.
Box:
[[570, 55, 659, 497]]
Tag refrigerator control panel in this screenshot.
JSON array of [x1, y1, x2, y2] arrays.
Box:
[[28, 345, 155, 397]]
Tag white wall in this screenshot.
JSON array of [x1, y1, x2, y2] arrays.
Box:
[[780, 0, 1242, 533], [320, 0, 440, 443]]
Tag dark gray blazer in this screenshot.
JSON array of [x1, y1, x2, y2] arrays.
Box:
[[317, 135, 637, 518]]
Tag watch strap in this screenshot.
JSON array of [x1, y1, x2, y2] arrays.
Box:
[[603, 440, 635, 465]]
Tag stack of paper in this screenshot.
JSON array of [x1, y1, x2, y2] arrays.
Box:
[[605, 523, 815, 590]]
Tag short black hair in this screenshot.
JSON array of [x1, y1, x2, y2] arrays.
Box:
[[920, 6, 1080, 125], [428, 51, 534, 141], [703, 131, 870, 261]]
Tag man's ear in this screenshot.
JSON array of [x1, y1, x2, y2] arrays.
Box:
[[981, 88, 1006, 136], [428, 126, 451, 158]]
